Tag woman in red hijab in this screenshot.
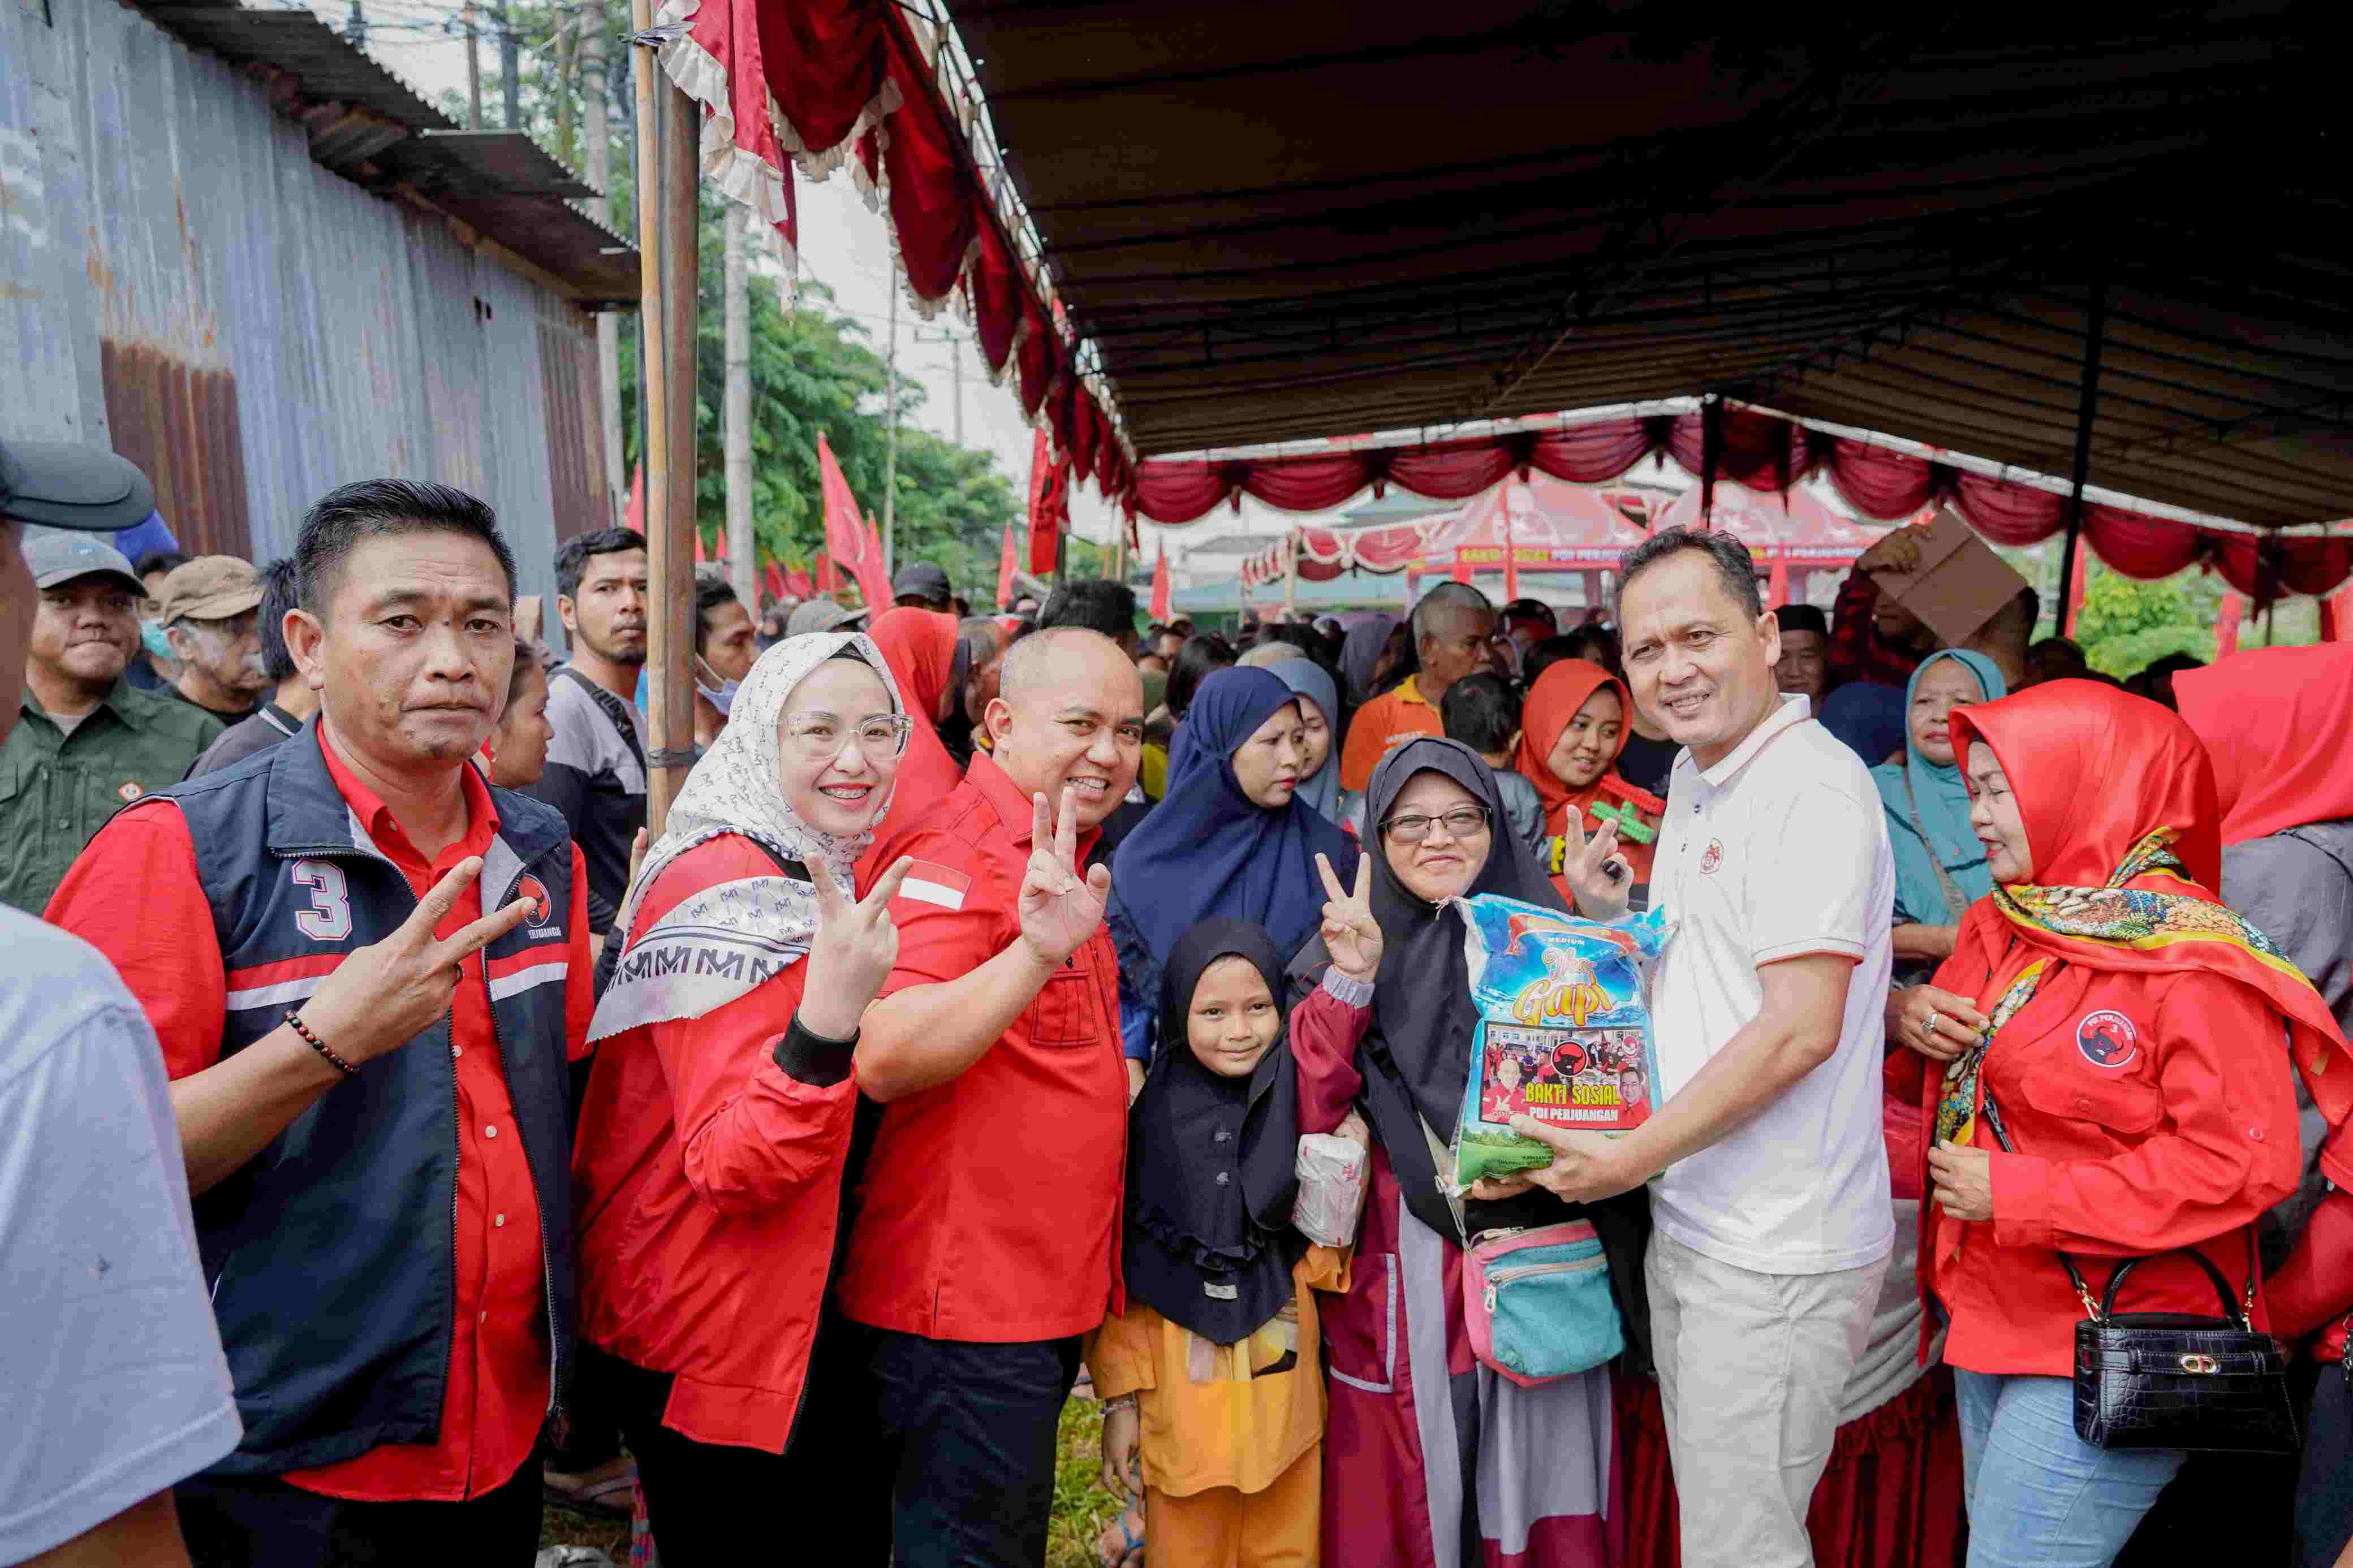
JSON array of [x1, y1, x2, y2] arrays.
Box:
[[1884, 679, 2351, 1567], [1511, 658, 1664, 900], [2178, 645, 2353, 1568], [861, 607, 966, 863]]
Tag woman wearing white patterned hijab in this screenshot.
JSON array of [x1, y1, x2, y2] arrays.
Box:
[[573, 629, 919, 1554], [589, 630, 913, 1040]]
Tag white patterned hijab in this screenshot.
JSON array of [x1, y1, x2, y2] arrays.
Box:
[[587, 631, 906, 1043]]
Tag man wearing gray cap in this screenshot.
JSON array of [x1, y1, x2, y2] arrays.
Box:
[[892, 560, 953, 610], [0, 438, 243, 1563], [157, 555, 271, 724], [0, 529, 225, 913], [784, 597, 871, 637]]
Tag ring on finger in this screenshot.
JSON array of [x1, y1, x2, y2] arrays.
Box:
[[1924, 1009, 1941, 1036]]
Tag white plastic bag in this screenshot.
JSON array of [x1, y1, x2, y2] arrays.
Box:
[[1292, 1132, 1369, 1247]]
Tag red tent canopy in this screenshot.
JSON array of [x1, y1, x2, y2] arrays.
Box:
[[1654, 482, 1891, 567], [1180, 404, 2353, 601]]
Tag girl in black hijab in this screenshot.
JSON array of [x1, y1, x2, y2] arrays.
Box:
[[1291, 736, 1648, 1568], [1091, 913, 1381, 1568]]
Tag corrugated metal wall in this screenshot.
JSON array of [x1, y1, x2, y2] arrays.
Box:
[[2, 0, 606, 628]]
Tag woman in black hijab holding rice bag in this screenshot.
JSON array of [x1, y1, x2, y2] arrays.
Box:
[[1290, 736, 1648, 1568]]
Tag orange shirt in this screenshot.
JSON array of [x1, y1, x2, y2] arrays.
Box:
[[838, 751, 1128, 1342], [1087, 1249, 1348, 1498], [46, 727, 594, 1501], [1337, 676, 1445, 793]]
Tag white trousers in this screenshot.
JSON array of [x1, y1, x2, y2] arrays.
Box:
[[1645, 1228, 1890, 1568]]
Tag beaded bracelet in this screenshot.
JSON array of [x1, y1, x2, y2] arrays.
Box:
[[286, 1010, 360, 1078]]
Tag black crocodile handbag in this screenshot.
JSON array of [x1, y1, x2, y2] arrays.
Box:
[[1980, 1091, 2299, 1454]]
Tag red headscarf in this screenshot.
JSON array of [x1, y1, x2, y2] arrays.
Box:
[[1946, 679, 2353, 1184], [2174, 645, 2353, 846], [1513, 659, 1658, 882], [864, 607, 965, 830]]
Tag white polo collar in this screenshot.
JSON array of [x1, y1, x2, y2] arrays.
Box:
[[1677, 693, 1813, 791]]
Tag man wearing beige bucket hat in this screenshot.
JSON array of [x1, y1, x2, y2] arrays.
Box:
[[157, 555, 270, 724]]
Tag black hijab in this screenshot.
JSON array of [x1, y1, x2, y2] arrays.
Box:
[[1330, 739, 1655, 1323], [1124, 919, 1308, 1345]]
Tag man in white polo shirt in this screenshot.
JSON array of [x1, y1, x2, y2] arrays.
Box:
[[1499, 525, 1894, 1568]]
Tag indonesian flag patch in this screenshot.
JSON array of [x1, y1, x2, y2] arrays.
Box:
[[899, 861, 972, 910]]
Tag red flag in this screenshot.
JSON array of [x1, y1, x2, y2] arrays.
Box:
[[2322, 586, 2353, 645], [693, 527, 710, 564], [812, 549, 835, 594], [1027, 429, 1070, 576], [2062, 545, 2091, 637], [1766, 552, 1790, 609], [762, 559, 786, 601], [786, 565, 815, 599], [623, 464, 645, 534], [1150, 540, 1172, 623], [2216, 591, 2246, 655], [817, 433, 893, 608], [1450, 558, 1475, 585], [997, 521, 1019, 608]]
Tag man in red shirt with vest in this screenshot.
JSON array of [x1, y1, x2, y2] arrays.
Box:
[[46, 480, 594, 1566], [848, 626, 1144, 1568]]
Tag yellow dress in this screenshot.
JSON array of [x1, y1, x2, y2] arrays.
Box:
[[1088, 1249, 1349, 1568]]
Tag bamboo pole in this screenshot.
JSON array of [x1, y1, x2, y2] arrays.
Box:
[[630, 0, 699, 834], [650, 46, 701, 833], [580, 0, 624, 515]]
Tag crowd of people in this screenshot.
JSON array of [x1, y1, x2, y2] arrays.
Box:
[[3, 437, 2351, 1568]]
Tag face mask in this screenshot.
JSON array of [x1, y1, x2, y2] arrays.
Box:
[[693, 656, 739, 717], [141, 620, 174, 659]]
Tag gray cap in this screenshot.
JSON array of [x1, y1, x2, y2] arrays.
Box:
[[25, 531, 146, 596], [786, 598, 872, 637], [891, 561, 951, 601], [0, 440, 157, 532]]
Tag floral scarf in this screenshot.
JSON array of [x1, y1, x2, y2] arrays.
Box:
[[1935, 827, 2346, 1159]]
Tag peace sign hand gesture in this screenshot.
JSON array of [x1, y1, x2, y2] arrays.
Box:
[[1316, 852, 1384, 982], [1558, 810, 1631, 922], [1019, 786, 1112, 969], [799, 856, 913, 1040], [298, 856, 538, 1066]]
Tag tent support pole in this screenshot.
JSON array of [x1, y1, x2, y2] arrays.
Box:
[[1285, 535, 1298, 616], [634, 6, 700, 836], [2055, 278, 2108, 637]]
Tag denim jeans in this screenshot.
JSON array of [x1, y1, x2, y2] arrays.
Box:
[[1955, 1369, 2186, 1568], [2298, 1362, 2353, 1568]]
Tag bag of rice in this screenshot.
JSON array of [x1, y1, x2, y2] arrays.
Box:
[[1450, 896, 1673, 1187]]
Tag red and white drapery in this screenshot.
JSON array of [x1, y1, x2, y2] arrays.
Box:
[[1158, 406, 2353, 599], [654, 0, 1133, 504]]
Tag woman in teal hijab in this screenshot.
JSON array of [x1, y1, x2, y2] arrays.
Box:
[[1872, 648, 2006, 980]]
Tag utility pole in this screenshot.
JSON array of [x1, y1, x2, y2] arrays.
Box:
[[345, 0, 365, 50], [882, 261, 898, 576], [723, 204, 756, 611], [463, 0, 482, 128], [579, 0, 624, 518], [496, 0, 519, 128], [912, 327, 966, 446], [949, 336, 962, 446]]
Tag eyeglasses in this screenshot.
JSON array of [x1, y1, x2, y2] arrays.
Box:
[[1380, 805, 1492, 844], [782, 713, 913, 760]]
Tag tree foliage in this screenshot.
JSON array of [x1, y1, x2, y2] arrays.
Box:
[[2072, 564, 2220, 676]]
